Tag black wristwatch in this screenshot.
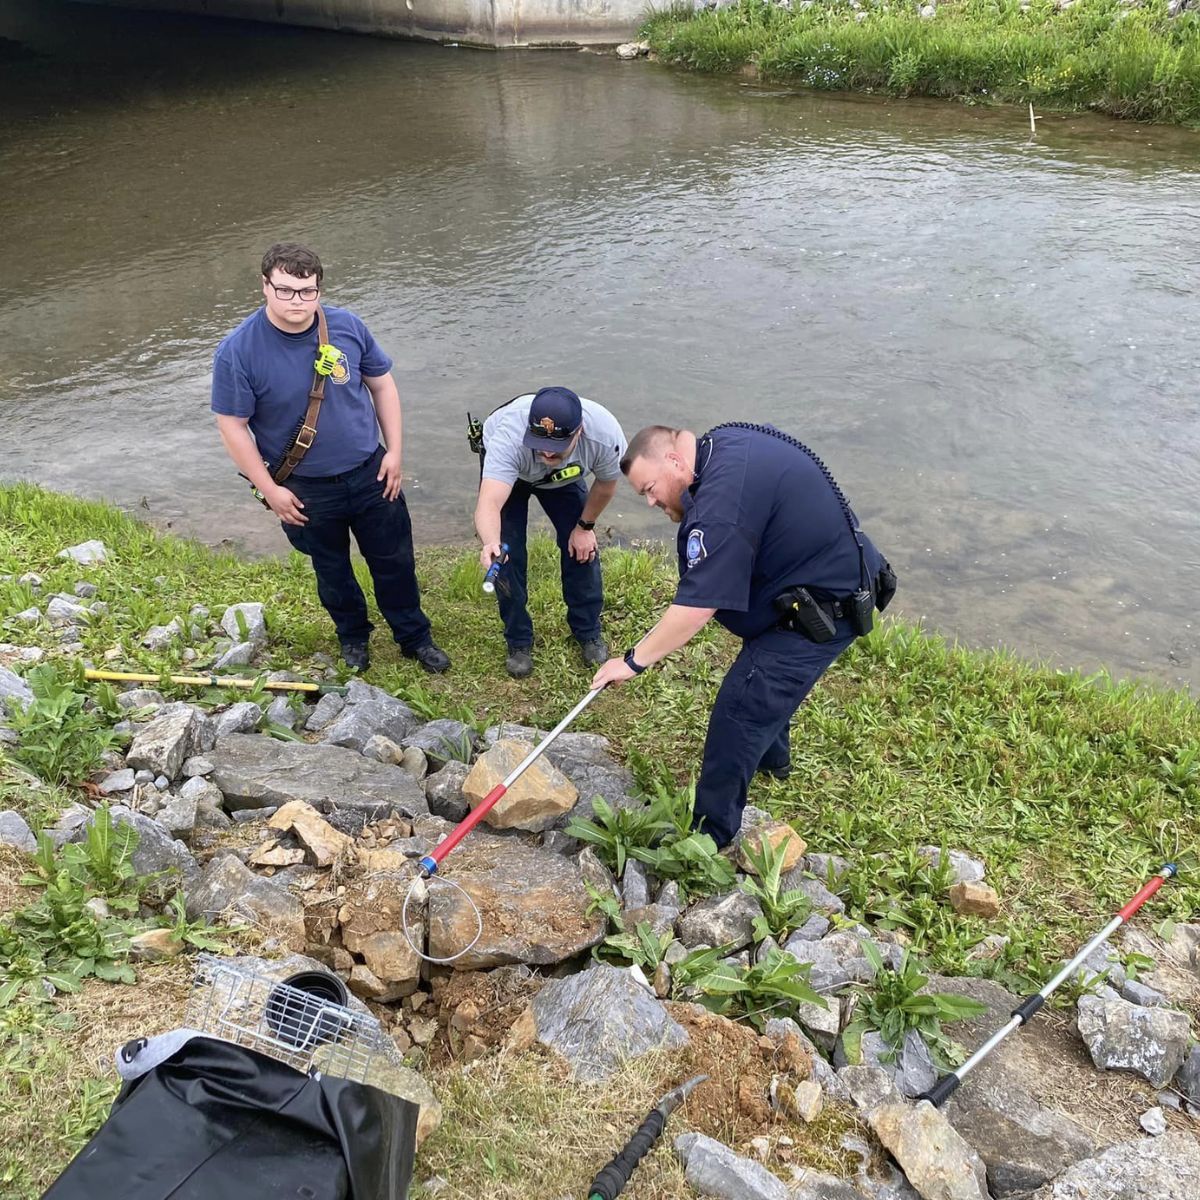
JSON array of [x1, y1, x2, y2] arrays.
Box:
[[624, 647, 647, 674], [576, 518, 596, 532]]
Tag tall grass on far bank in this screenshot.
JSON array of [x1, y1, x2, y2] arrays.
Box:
[[643, 0, 1200, 127]]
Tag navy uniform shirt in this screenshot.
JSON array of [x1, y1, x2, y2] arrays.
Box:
[[674, 424, 885, 640]]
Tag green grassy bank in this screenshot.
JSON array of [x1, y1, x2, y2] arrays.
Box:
[[642, 0, 1200, 127], [2, 482, 1198, 1193]]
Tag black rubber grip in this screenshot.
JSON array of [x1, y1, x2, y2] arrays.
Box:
[[587, 1109, 666, 1200], [1012, 994, 1046, 1024], [920, 1073, 963, 1107]]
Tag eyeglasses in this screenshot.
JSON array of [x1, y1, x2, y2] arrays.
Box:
[[267, 281, 320, 301], [528, 422, 576, 441]]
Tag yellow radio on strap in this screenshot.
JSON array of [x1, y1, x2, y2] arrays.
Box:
[[314, 343, 341, 376]]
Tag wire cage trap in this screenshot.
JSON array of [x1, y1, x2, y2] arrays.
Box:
[[185, 954, 391, 1084]]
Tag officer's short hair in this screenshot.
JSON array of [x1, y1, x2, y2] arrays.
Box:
[[262, 242, 323, 284], [621, 426, 680, 475]]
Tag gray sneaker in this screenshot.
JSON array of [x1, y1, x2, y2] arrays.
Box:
[[505, 647, 533, 678], [579, 638, 609, 668]]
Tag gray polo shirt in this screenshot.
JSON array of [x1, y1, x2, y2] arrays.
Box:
[[482, 394, 627, 490]]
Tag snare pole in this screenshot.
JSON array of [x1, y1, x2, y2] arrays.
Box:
[[921, 863, 1178, 1107], [418, 686, 605, 878], [84, 668, 345, 694]]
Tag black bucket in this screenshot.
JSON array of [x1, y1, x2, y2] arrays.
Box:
[[264, 969, 352, 1050]]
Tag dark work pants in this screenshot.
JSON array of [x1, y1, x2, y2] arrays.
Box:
[[496, 478, 603, 650], [281, 447, 433, 652], [693, 622, 857, 848]]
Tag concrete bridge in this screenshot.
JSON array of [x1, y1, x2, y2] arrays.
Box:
[[78, 0, 651, 48]]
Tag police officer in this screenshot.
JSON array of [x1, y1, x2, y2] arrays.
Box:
[[591, 422, 896, 848], [475, 386, 627, 677]]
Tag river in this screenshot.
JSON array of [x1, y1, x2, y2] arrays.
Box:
[[2, 0, 1198, 689]]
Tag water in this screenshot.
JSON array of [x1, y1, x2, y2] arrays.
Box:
[[2, 0, 1199, 688]]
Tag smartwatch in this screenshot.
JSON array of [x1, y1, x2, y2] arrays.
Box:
[[576, 518, 596, 532], [623, 648, 647, 674]]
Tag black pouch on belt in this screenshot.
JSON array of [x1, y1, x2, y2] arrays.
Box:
[[875, 561, 898, 611], [773, 586, 837, 643]]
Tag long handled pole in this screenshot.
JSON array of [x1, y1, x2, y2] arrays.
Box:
[[418, 686, 605, 878], [83, 668, 344, 695], [922, 863, 1178, 1107]]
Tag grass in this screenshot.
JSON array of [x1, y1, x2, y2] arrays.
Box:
[[2, 481, 1199, 1193], [642, 0, 1200, 127]]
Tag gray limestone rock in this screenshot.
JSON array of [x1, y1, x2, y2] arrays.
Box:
[[305, 692, 345, 731], [399, 747, 428, 780], [57, 539, 107, 564], [1026, 1131, 1200, 1200], [141, 618, 183, 651], [918, 846, 986, 885], [73, 581, 98, 598], [156, 794, 198, 842], [779, 865, 846, 916], [184, 861, 305, 952], [1175, 1044, 1200, 1106], [673, 1132, 790, 1200], [764, 1016, 843, 1095], [1075, 993, 1190, 1087], [126, 704, 203, 780], [678, 890, 763, 951], [97, 768, 137, 795], [264, 695, 297, 730], [14, 606, 41, 624], [181, 756, 215, 777], [116, 688, 166, 711], [319, 684, 418, 752], [179, 775, 225, 809], [0, 665, 34, 711], [213, 642, 256, 670], [1121, 979, 1167, 1007], [783, 931, 877, 994], [621, 858, 653, 911], [0, 810, 37, 853], [835, 1029, 937, 1099], [220, 602, 267, 646], [530, 964, 688, 1082], [424, 760, 471, 822], [838, 1064, 903, 1115], [1139, 1106, 1168, 1135], [402, 718, 478, 768], [212, 701, 263, 740], [88, 806, 197, 882], [208, 734, 429, 819]]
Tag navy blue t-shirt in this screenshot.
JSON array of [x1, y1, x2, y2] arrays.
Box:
[[674, 424, 885, 639], [211, 305, 393, 478]]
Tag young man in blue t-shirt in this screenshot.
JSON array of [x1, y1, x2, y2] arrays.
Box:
[[211, 243, 449, 674]]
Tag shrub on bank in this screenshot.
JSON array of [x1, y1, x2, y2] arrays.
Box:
[[644, 0, 1200, 126]]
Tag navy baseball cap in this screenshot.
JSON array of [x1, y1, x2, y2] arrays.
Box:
[[523, 386, 583, 450]]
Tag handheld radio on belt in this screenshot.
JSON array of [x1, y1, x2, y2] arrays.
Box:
[[704, 422, 897, 641], [241, 306, 334, 508]]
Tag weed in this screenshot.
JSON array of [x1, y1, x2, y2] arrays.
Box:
[[841, 942, 988, 1070], [595, 920, 675, 971], [675, 944, 825, 1029], [566, 796, 670, 878], [631, 831, 737, 903], [159, 894, 231, 954], [740, 835, 814, 943]]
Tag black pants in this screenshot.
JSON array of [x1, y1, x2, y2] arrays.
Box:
[[281, 447, 432, 651]]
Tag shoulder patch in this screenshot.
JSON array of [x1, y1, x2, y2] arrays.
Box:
[[686, 527, 707, 569]]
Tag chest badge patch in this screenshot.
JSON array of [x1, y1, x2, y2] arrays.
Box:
[[686, 527, 707, 570]]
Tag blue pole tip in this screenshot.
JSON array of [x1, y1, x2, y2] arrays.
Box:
[[418, 856, 438, 878]]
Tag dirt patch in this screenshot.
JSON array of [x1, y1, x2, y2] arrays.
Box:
[[0, 844, 33, 914], [427, 965, 545, 1066]]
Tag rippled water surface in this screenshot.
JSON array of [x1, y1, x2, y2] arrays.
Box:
[[2, 0, 1199, 687]]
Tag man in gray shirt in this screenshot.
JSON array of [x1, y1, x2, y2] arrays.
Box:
[[475, 386, 627, 677]]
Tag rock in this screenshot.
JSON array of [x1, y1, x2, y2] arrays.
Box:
[[0, 810, 36, 853], [577, 845, 617, 898], [305, 692, 345, 731], [213, 642, 256, 670], [320, 684, 419, 752], [1175, 1044, 1200, 1106], [789, 1080, 824, 1123], [622, 858, 653, 910], [836, 1030, 937, 1099], [425, 760, 471, 822], [362, 734, 403, 764], [47, 595, 93, 624], [948, 882, 1001, 918], [839, 1064, 904, 1115], [869, 1101, 990, 1200], [1075, 993, 1190, 1087], [1121, 979, 1166, 1007], [400, 747, 427, 780], [795, 996, 841, 1049], [116, 688, 167, 711], [615, 42, 646, 61], [920, 4, 936, 16], [426, 833, 605, 969], [529, 964, 687, 1082], [678, 890, 763, 951], [783, 931, 876, 993], [0, 665, 34, 711], [1139, 1106, 1168, 1135], [764, 1017, 841, 1094], [97, 768, 137, 795], [208, 734, 429, 819], [779, 866, 846, 916], [181, 756, 215, 777], [463, 739, 577, 832], [674, 1132, 790, 1200], [93, 807, 197, 882], [482, 722, 613, 766], [126, 704, 203, 780], [621, 902, 679, 940], [264, 695, 297, 730], [220, 602, 267, 646], [184, 855, 305, 950], [402, 718, 478, 768], [129, 928, 184, 960], [156, 794, 198, 842], [141, 618, 184, 651], [1025, 1131, 1200, 1199], [267, 800, 351, 867], [154, 775, 170, 790], [556, 760, 639, 819], [58, 539, 107, 565], [73, 581, 98, 598], [919, 847, 985, 885], [46, 803, 93, 847], [1119, 925, 1199, 1009], [13, 606, 41, 624], [17, 571, 42, 588], [337, 873, 422, 999], [212, 701, 263, 740], [178, 774, 225, 809], [737, 819, 807, 874], [249, 842, 305, 868]]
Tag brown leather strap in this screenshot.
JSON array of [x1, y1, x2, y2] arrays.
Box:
[[273, 305, 330, 485]]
